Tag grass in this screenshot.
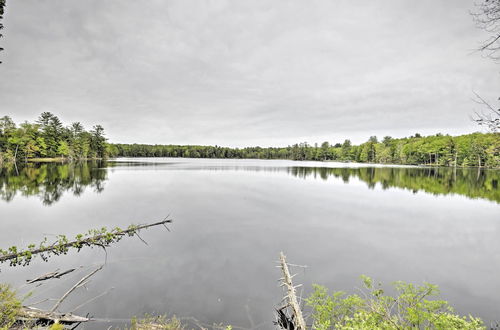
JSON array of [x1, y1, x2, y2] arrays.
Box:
[[130, 315, 184, 330]]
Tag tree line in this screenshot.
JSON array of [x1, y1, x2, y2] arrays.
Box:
[[113, 132, 499, 168], [0, 112, 108, 161], [1, 113, 498, 168]]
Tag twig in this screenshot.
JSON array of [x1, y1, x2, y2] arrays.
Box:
[[27, 298, 52, 307], [50, 265, 103, 313], [70, 322, 83, 330], [70, 287, 114, 313], [135, 232, 149, 245], [55, 268, 76, 278]]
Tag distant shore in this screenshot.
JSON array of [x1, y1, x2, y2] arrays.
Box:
[[0, 157, 104, 165], [25, 157, 69, 162], [2, 156, 499, 169], [24, 157, 104, 162]]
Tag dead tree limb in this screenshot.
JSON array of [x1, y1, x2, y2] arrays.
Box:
[[27, 268, 76, 284], [16, 266, 105, 326], [278, 252, 306, 330], [50, 265, 103, 313], [17, 306, 89, 325], [0, 218, 172, 267]]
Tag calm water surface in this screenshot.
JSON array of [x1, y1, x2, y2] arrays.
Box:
[[0, 158, 499, 328]]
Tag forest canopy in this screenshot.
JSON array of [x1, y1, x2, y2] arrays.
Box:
[[0, 112, 108, 161]]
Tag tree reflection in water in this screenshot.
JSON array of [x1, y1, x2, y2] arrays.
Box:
[[0, 161, 108, 205], [287, 166, 500, 203], [1, 161, 498, 205]]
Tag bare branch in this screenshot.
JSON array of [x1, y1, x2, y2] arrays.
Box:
[[471, 92, 500, 132], [70, 287, 115, 313], [472, 0, 500, 58], [277, 252, 307, 330], [50, 265, 103, 313]]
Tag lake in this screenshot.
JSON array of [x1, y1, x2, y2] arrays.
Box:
[[0, 158, 499, 329]]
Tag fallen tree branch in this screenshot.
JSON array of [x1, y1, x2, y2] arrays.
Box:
[[17, 306, 90, 325], [0, 218, 172, 267]]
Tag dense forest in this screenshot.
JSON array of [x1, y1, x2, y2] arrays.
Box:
[[114, 133, 500, 168], [0, 112, 108, 161], [1, 113, 499, 168]]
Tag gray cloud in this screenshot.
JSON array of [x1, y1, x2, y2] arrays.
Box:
[[0, 0, 498, 146]]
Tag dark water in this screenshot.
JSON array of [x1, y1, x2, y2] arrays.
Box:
[[0, 158, 499, 328]]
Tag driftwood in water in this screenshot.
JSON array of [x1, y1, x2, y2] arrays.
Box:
[[16, 266, 104, 327], [277, 252, 307, 330], [0, 218, 172, 266], [27, 268, 76, 284], [17, 306, 89, 325], [50, 266, 102, 312]]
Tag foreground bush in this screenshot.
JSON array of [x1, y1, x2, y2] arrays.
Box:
[[0, 284, 21, 329], [306, 276, 484, 330]]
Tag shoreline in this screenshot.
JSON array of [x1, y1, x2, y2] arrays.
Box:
[[2, 156, 498, 169]]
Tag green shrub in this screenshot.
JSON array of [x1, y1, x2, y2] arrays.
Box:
[[306, 276, 485, 330], [49, 322, 65, 330], [0, 284, 21, 329]]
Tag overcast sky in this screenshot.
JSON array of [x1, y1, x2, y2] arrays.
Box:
[[0, 0, 498, 146]]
